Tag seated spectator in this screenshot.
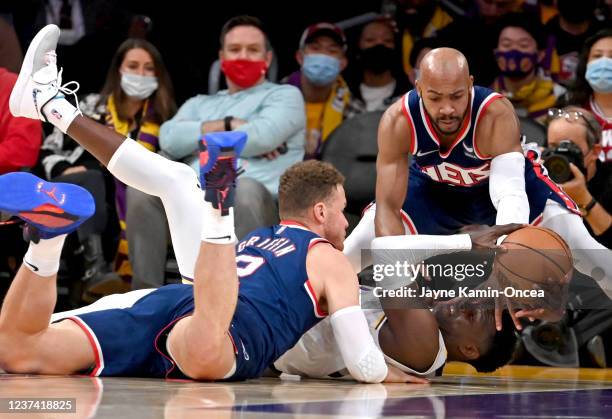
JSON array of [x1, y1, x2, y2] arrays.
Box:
[[148, 15, 302, 289], [546, 106, 611, 247], [393, 0, 454, 77], [491, 12, 566, 123], [0, 67, 41, 174], [407, 36, 441, 86], [40, 38, 177, 299], [346, 18, 411, 112], [283, 22, 359, 159], [544, 0, 603, 86], [565, 29, 612, 163], [436, 0, 521, 86]]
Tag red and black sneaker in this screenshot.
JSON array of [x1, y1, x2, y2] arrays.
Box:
[[199, 131, 247, 215]]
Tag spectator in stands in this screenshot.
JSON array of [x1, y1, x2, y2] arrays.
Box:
[[40, 38, 176, 299], [544, 0, 603, 86], [566, 29, 612, 163], [346, 18, 411, 112], [437, 0, 521, 86], [149, 15, 303, 289], [392, 0, 454, 77], [0, 15, 22, 73], [546, 107, 611, 247], [283, 22, 358, 159], [491, 12, 566, 123], [0, 67, 41, 174], [407, 36, 440, 86]]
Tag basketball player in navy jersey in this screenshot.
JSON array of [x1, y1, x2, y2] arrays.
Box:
[[344, 48, 612, 327], [0, 24, 425, 383]]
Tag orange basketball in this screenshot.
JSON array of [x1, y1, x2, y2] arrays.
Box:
[[494, 226, 572, 308]]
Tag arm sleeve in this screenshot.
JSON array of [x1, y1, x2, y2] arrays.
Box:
[[489, 151, 530, 224], [159, 96, 205, 160], [236, 85, 305, 157], [330, 305, 388, 383]]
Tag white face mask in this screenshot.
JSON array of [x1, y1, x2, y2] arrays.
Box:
[[120, 72, 158, 99]]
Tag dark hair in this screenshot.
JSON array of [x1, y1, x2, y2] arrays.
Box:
[[219, 15, 271, 51], [494, 12, 546, 50], [568, 28, 612, 107], [468, 311, 519, 373], [99, 38, 176, 124], [279, 161, 345, 219]]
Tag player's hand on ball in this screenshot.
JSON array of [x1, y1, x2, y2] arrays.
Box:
[[463, 224, 526, 250], [384, 364, 429, 384]]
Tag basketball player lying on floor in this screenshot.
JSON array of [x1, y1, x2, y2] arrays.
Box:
[[53, 225, 527, 380], [343, 47, 612, 321], [55, 224, 570, 381], [0, 24, 422, 383]]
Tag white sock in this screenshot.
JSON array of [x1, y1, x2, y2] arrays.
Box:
[[201, 203, 236, 245], [41, 96, 80, 134], [23, 234, 67, 277]]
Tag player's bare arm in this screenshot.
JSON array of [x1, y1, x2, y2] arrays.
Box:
[[374, 100, 412, 238], [474, 97, 522, 158]]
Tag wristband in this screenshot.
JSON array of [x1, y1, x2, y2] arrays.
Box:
[[224, 116, 233, 131]]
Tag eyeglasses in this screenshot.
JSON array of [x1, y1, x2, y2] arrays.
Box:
[[547, 108, 584, 123]]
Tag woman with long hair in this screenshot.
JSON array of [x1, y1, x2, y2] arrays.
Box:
[[40, 38, 176, 302], [567, 28, 612, 163]]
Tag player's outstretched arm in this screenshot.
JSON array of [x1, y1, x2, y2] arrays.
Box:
[[475, 98, 529, 225], [307, 243, 427, 384], [374, 101, 412, 237]]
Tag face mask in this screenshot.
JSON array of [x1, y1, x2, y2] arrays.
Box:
[[585, 57, 612, 93], [120, 73, 158, 99], [494, 49, 538, 79], [302, 54, 341, 86], [359, 44, 395, 74], [221, 59, 268, 89]]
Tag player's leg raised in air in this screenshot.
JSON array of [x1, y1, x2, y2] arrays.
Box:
[[9, 24, 203, 282], [0, 173, 97, 374]]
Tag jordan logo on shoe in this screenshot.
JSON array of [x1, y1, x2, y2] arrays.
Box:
[[24, 260, 39, 272], [38, 184, 65, 205]]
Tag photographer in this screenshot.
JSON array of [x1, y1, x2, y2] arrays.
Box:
[[545, 107, 612, 248]]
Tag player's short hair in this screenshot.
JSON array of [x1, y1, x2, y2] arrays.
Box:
[[279, 161, 345, 219], [219, 15, 272, 51], [468, 311, 519, 373]]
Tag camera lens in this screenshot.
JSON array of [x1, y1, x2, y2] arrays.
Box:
[[543, 155, 572, 183]]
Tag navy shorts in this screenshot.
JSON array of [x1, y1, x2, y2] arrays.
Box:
[[400, 157, 580, 235], [65, 284, 266, 380]]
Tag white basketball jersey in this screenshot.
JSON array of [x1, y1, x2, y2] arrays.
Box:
[[274, 308, 447, 379]]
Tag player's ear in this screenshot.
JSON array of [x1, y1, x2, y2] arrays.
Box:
[[313, 202, 326, 223], [459, 344, 480, 360]]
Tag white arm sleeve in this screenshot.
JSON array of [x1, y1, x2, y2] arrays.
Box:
[[330, 305, 388, 383], [371, 234, 473, 290], [489, 151, 530, 224]]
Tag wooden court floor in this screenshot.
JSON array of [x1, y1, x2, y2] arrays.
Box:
[[2, 362, 612, 418]]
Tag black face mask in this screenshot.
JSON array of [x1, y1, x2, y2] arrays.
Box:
[[557, 0, 596, 24], [359, 44, 396, 74]]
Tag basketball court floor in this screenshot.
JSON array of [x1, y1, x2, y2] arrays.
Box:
[[2, 362, 612, 418]]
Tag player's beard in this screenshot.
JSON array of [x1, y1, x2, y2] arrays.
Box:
[[426, 100, 470, 136]]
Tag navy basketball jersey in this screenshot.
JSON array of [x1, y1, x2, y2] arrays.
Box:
[[234, 221, 329, 366], [402, 86, 504, 187]]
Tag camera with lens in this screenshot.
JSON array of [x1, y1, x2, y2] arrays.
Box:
[[541, 140, 586, 183]]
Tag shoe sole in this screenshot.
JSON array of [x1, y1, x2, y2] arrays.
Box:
[[0, 172, 94, 234], [9, 24, 60, 117]]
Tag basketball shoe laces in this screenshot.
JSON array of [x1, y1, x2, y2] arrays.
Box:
[[38, 51, 82, 121], [203, 156, 245, 215]]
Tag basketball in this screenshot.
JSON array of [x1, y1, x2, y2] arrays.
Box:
[[494, 226, 573, 308]]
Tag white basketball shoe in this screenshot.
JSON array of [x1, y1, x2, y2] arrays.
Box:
[[9, 24, 80, 128]]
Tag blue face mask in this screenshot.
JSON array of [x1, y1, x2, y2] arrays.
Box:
[[302, 53, 341, 86], [585, 57, 612, 93]]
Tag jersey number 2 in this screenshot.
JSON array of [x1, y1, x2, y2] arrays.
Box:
[[236, 255, 265, 278]]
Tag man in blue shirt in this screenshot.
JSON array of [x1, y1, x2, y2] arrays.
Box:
[[127, 15, 306, 290]]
